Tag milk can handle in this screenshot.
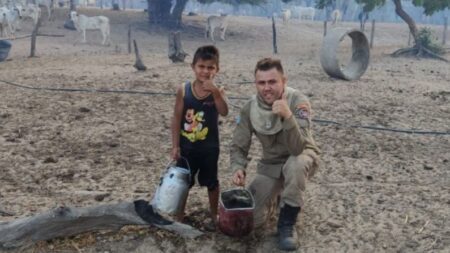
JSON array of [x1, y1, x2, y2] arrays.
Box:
[[165, 156, 191, 172]]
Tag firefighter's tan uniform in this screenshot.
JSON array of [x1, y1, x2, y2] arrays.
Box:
[[230, 87, 321, 227]]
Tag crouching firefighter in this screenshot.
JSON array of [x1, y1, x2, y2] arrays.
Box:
[[230, 58, 321, 251]]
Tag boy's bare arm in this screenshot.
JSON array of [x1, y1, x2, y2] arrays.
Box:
[[212, 87, 229, 116], [171, 85, 184, 160], [201, 77, 228, 117]]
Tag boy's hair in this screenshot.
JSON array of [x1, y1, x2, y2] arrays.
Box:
[[254, 58, 284, 75], [192, 45, 220, 67]]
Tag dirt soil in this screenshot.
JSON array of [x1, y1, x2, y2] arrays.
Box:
[[0, 7, 449, 253]]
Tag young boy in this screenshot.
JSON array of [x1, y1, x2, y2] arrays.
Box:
[[171, 45, 228, 230]]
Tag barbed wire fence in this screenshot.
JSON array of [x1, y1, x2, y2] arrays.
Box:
[[0, 78, 449, 136]]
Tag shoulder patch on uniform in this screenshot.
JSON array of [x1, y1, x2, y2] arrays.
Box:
[[295, 103, 310, 119]]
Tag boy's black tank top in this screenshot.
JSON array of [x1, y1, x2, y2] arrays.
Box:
[[179, 81, 219, 150]]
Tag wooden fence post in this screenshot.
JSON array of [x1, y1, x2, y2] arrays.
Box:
[[370, 19, 375, 49], [128, 25, 131, 54], [323, 21, 327, 37], [443, 16, 448, 45], [30, 17, 42, 57], [408, 31, 412, 46], [272, 16, 277, 54]]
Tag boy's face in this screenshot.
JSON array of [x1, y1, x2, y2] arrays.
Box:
[[191, 59, 219, 83], [255, 67, 286, 105]]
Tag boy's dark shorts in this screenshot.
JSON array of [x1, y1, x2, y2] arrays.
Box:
[[177, 147, 219, 191]]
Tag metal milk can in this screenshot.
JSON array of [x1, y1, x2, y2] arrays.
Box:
[[151, 159, 191, 215]]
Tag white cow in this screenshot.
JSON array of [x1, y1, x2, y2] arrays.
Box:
[[19, 3, 41, 25], [281, 9, 291, 25], [331, 9, 341, 25], [34, 0, 54, 21], [0, 6, 21, 38], [205, 15, 228, 42], [70, 11, 111, 45], [296, 6, 315, 21]]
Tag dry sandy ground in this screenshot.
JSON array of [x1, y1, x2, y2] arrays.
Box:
[[0, 7, 449, 253]]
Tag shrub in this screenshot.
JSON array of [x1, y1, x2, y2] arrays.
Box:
[[416, 27, 444, 55]]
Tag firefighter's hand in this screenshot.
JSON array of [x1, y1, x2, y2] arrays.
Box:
[[232, 169, 246, 187]]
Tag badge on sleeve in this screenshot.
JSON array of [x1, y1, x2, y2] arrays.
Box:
[[295, 103, 310, 119]]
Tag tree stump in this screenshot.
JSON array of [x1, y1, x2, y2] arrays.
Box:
[[168, 31, 187, 63], [133, 39, 147, 71]]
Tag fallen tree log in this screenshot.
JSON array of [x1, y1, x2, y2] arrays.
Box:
[[0, 200, 203, 249], [0, 208, 14, 217]]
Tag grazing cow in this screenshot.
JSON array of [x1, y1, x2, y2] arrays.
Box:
[[331, 9, 341, 25], [70, 11, 111, 45], [205, 15, 228, 42], [281, 9, 291, 25], [296, 6, 315, 21]]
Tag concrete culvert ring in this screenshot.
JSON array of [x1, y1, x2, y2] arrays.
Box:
[[320, 28, 370, 80]]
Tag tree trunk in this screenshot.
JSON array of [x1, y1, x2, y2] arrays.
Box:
[[147, 0, 187, 28], [147, 0, 172, 26], [168, 32, 187, 62], [170, 0, 188, 28], [70, 0, 76, 11], [390, 0, 448, 61], [393, 0, 418, 45]]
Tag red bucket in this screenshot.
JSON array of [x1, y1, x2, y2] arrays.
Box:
[[218, 188, 255, 237]]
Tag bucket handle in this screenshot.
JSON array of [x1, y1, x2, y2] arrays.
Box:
[[165, 156, 191, 172]]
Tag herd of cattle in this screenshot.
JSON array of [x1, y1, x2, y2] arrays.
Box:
[[0, 0, 111, 45], [0, 0, 42, 38], [0, 1, 348, 45], [279, 7, 342, 25], [206, 7, 344, 42]]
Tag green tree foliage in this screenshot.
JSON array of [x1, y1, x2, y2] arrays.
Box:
[[415, 0, 450, 15], [352, 0, 449, 15], [315, 0, 449, 15], [416, 27, 444, 54], [196, 0, 293, 4], [315, 0, 333, 9], [354, 0, 385, 12]]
